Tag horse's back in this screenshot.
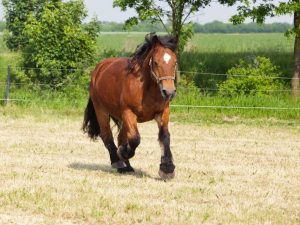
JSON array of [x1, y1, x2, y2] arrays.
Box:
[[92, 57, 129, 84]]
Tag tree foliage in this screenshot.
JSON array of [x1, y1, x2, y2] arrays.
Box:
[[223, 0, 297, 28], [113, 0, 212, 53], [220, 0, 300, 96], [17, 0, 99, 86], [2, 0, 56, 50]]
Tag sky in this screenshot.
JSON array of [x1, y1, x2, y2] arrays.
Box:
[[0, 0, 294, 24]]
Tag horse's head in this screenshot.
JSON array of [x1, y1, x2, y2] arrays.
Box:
[[146, 34, 178, 101]]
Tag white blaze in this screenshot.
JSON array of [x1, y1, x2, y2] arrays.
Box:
[[163, 53, 171, 64]]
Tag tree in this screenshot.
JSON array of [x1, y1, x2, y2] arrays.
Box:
[[113, 0, 211, 53], [220, 0, 300, 96], [2, 0, 56, 50], [20, 0, 99, 86]]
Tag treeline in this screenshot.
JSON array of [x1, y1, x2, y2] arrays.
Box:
[[194, 21, 292, 33], [99, 21, 166, 32], [1, 20, 292, 33], [100, 20, 292, 33]]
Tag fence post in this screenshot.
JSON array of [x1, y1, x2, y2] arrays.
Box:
[[4, 65, 11, 105]]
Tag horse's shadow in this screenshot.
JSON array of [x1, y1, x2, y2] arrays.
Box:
[[68, 162, 154, 179]]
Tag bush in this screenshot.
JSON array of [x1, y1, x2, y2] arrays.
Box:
[[19, 0, 99, 87], [218, 56, 284, 97]]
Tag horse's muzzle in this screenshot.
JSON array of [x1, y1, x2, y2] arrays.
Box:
[[161, 88, 176, 101]]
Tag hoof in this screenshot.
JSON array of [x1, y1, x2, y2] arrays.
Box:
[[112, 161, 134, 174], [117, 166, 135, 173], [111, 161, 127, 169], [159, 170, 175, 180]]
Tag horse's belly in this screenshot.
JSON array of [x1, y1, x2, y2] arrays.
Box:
[[137, 114, 154, 123]]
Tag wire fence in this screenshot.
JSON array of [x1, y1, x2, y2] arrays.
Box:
[[0, 66, 297, 89], [170, 104, 300, 111], [1, 95, 300, 111], [0, 81, 294, 93], [179, 70, 299, 80], [1, 50, 299, 147], [0, 65, 299, 80], [1, 65, 299, 111]]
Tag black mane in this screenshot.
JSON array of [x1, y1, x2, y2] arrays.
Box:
[[129, 33, 178, 71]]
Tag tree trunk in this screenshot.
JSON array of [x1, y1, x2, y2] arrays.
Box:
[[171, 1, 184, 84], [292, 11, 300, 97]]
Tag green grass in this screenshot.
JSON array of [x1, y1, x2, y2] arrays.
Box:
[[0, 33, 299, 125], [96, 33, 295, 88], [190, 33, 293, 53], [1, 33, 295, 78], [172, 96, 300, 126], [97, 32, 146, 52], [1, 84, 299, 127], [98, 33, 294, 77], [97, 33, 294, 52]]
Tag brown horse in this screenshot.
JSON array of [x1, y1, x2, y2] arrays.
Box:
[[83, 33, 178, 179]]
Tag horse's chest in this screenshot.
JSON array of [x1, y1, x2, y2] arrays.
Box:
[[135, 101, 164, 123], [125, 82, 165, 122]]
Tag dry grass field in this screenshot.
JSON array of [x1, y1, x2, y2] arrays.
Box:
[[0, 113, 300, 225]]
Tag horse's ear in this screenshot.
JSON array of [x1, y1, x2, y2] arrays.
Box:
[[151, 34, 159, 44], [145, 32, 158, 44]]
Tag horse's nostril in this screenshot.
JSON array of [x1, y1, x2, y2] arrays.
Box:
[[162, 89, 168, 97]]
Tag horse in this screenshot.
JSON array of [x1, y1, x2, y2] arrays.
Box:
[[82, 33, 178, 179]]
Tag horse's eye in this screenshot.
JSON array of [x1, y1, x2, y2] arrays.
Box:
[[154, 61, 158, 66]]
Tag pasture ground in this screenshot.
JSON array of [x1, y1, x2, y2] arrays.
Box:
[[0, 112, 299, 225]]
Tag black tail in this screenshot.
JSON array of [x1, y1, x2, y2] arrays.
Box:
[[82, 97, 100, 140]]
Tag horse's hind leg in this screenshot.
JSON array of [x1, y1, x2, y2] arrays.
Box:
[[95, 110, 134, 173], [118, 124, 134, 172], [94, 110, 126, 170]]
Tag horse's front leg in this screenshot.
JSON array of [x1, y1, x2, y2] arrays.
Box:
[[117, 109, 140, 161], [156, 106, 175, 179]]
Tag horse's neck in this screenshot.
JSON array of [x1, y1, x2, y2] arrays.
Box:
[[141, 56, 156, 89]]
